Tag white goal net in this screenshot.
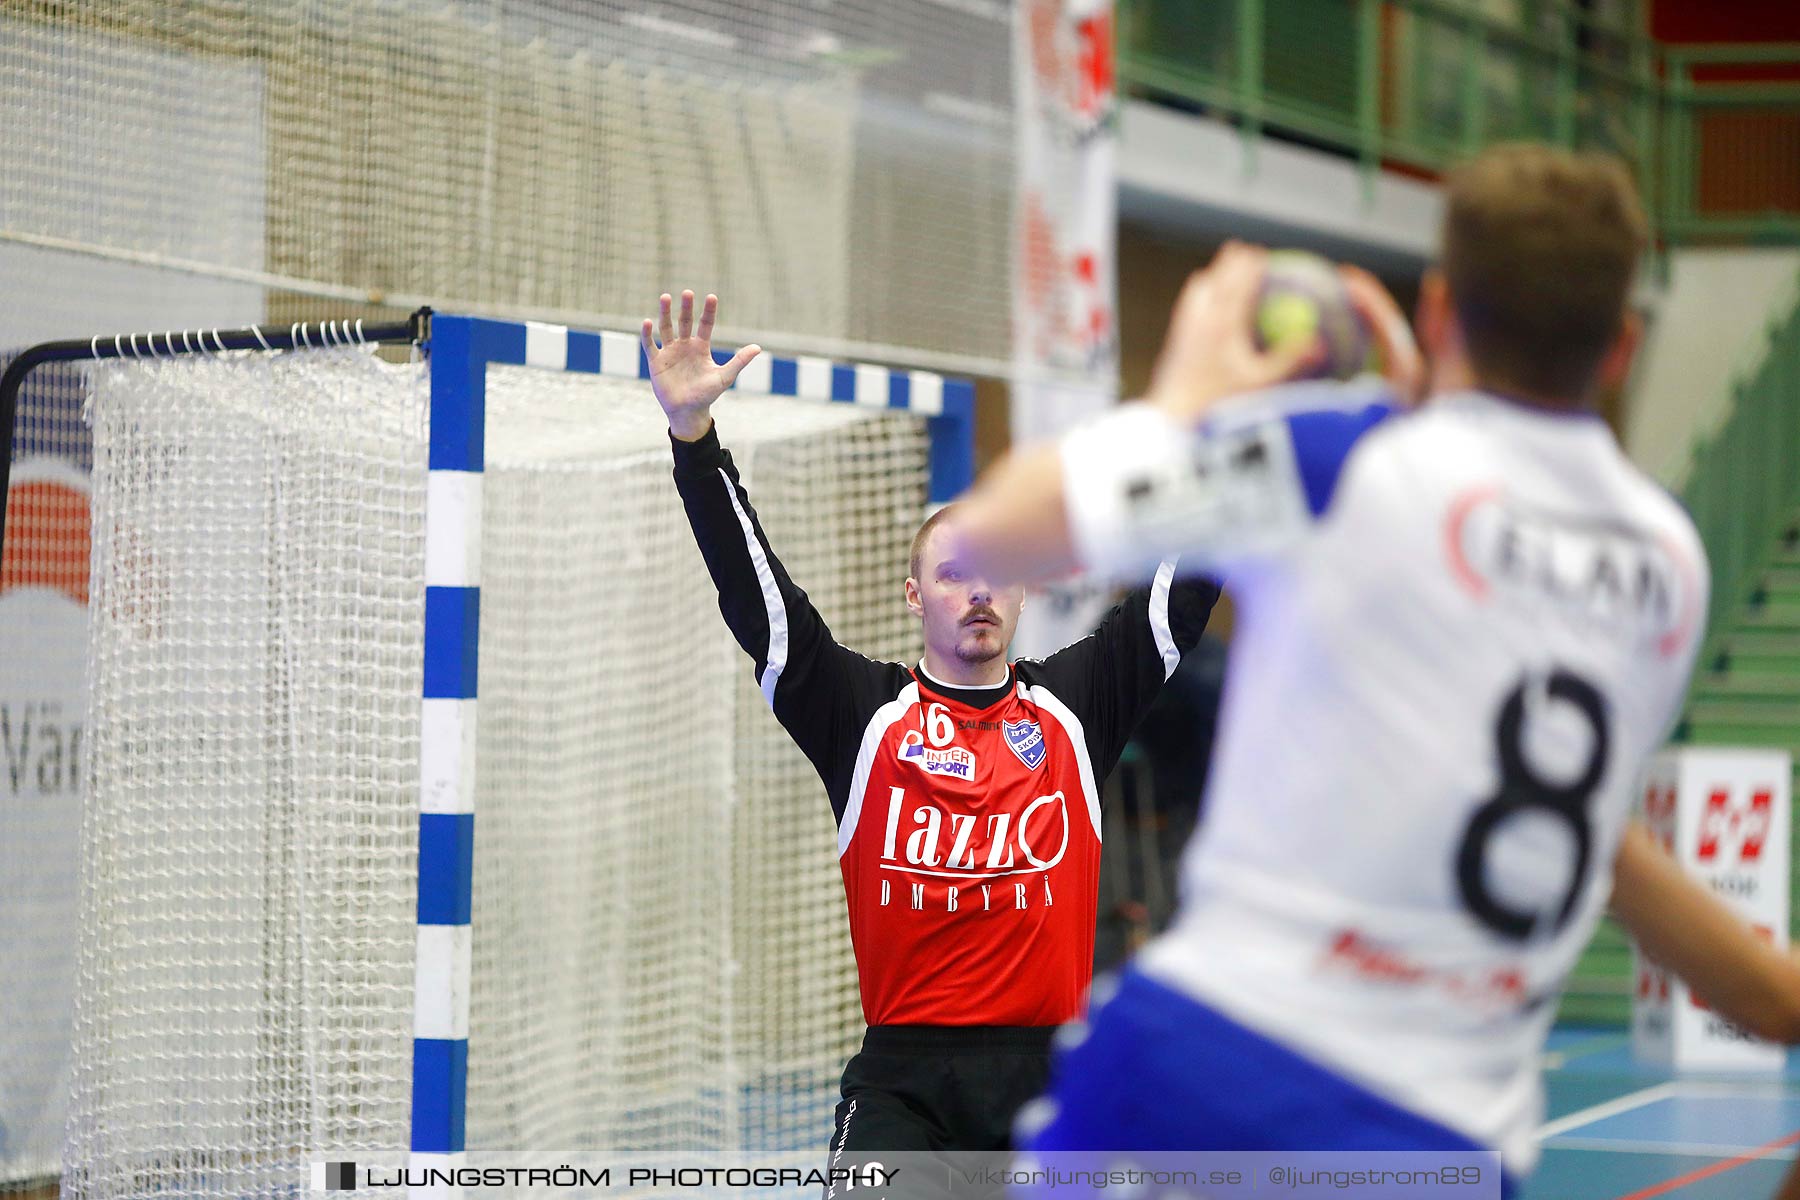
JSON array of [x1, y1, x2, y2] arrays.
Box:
[[67, 345, 927, 1197]]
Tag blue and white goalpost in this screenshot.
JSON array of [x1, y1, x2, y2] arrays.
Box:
[[55, 310, 973, 1197], [408, 315, 974, 1166]]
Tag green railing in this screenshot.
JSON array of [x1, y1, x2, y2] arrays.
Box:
[[1551, 280, 1800, 1028], [1119, 0, 1800, 244], [1680, 281, 1800, 655], [1561, 275, 1800, 1028]]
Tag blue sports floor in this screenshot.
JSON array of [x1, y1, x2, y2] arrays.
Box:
[[1521, 1029, 1800, 1199]]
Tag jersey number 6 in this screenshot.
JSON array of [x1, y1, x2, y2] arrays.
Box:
[[926, 702, 956, 748], [1456, 670, 1610, 942]]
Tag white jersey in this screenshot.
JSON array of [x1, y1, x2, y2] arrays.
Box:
[[1060, 383, 1708, 1173]]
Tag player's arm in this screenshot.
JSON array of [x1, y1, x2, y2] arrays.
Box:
[[955, 380, 1401, 588], [951, 243, 1419, 585], [1028, 566, 1220, 779], [1609, 822, 1800, 1044], [651, 292, 890, 817]]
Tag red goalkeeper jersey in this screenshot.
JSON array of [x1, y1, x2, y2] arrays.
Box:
[[671, 426, 1217, 1026]]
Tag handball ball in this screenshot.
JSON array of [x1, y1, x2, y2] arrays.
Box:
[[1254, 250, 1372, 381]]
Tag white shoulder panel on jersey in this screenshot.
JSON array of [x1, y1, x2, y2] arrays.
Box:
[[1018, 683, 1103, 843], [840, 680, 921, 857], [1060, 403, 1312, 579], [1060, 381, 1400, 581]]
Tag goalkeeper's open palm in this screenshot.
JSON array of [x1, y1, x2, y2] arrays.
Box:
[[641, 290, 761, 442]]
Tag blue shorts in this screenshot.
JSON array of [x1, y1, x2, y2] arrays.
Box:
[[1017, 967, 1516, 1197]]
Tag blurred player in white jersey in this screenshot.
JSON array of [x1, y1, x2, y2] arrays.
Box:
[[950, 144, 1800, 1194]]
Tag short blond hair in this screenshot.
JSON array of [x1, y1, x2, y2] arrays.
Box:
[[909, 504, 959, 581], [1441, 144, 1648, 399]]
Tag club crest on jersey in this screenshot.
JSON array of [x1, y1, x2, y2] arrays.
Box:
[[897, 730, 977, 781], [1003, 719, 1046, 770]]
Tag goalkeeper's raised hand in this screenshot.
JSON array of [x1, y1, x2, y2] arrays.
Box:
[[642, 290, 761, 442]]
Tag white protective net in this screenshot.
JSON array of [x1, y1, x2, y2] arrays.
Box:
[[73, 350, 429, 1197], [0, 0, 1013, 373], [69, 346, 926, 1197]]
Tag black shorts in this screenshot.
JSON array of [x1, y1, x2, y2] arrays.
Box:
[[825, 1025, 1054, 1199]]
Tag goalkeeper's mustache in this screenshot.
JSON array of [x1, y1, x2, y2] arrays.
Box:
[[962, 606, 1001, 628]]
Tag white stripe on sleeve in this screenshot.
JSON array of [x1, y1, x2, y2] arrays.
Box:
[[719, 468, 789, 710], [1150, 559, 1179, 680]]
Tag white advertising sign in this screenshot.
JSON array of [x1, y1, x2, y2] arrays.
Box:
[[1632, 747, 1792, 1072], [1011, 0, 1121, 658]]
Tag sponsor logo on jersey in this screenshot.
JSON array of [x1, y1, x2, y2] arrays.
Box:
[[1003, 718, 1046, 770], [897, 729, 977, 781], [879, 785, 1069, 877], [1322, 929, 1536, 1012], [1444, 488, 1700, 657]]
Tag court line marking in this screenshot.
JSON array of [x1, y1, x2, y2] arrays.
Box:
[[1609, 1127, 1800, 1200], [1536, 1083, 1680, 1140], [1544, 1135, 1800, 1161]]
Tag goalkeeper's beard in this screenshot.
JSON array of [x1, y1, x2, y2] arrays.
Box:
[[953, 626, 1007, 665]]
